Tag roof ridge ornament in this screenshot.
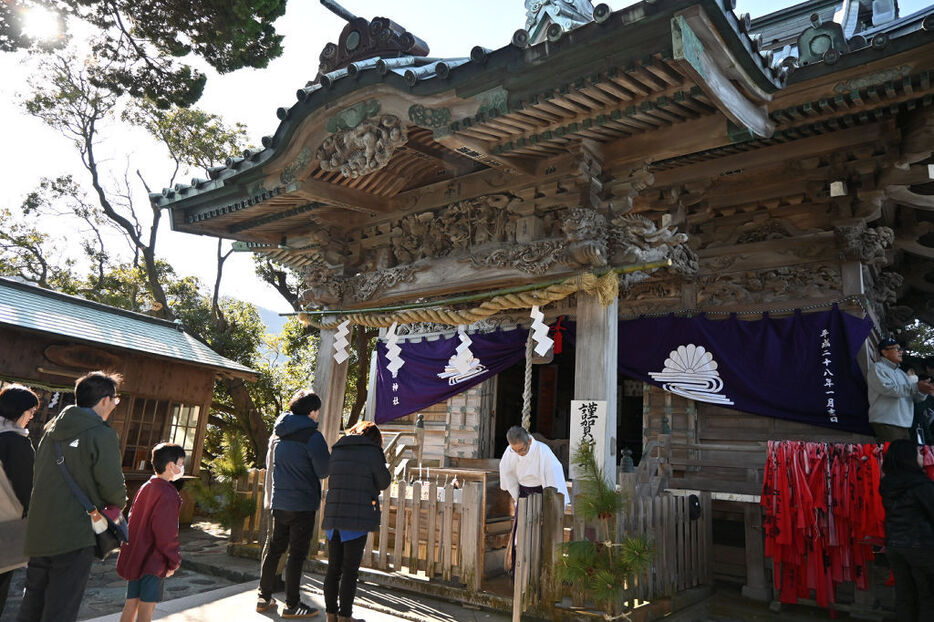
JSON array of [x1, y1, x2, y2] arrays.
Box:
[[525, 0, 595, 45], [317, 0, 430, 76]]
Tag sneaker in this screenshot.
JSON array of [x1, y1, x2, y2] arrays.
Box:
[[282, 602, 319, 619], [256, 596, 276, 613]]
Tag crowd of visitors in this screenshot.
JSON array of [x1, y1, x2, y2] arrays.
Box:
[[0, 375, 395, 622], [2, 333, 934, 622]]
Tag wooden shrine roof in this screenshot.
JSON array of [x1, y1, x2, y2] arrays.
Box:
[[150, 0, 934, 323], [155, 0, 785, 239]]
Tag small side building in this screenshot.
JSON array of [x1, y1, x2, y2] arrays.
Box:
[[0, 277, 255, 494]]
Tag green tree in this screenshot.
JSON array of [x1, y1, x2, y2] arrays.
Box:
[[903, 320, 934, 359], [19, 47, 278, 462], [0, 207, 79, 292], [187, 432, 256, 530], [3, 0, 287, 107], [555, 442, 653, 618]]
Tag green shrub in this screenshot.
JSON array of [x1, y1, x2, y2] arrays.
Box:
[[555, 442, 654, 617], [188, 432, 256, 531]]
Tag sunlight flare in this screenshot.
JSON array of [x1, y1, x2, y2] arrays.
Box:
[[21, 5, 62, 42]]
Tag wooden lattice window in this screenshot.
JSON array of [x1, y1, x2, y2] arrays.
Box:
[[122, 398, 170, 471], [168, 404, 201, 454]]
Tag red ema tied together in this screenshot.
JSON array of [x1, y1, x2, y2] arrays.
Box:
[[761, 441, 886, 609]]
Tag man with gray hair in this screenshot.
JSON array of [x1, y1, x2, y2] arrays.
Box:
[[499, 425, 568, 576]]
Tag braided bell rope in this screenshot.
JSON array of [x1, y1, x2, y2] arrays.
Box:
[[521, 330, 534, 430], [301, 271, 619, 330]]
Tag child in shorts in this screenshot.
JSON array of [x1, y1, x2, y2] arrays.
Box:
[[116, 442, 186, 622]]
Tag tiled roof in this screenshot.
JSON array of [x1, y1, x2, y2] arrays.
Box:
[[151, 0, 784, 212], [751, 0, 933, 73], [0, 278, 254, 377]]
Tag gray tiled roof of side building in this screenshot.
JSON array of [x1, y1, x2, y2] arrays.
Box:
[[0, 277, 255, 376]]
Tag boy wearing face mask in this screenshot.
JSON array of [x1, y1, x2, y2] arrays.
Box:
[[116, 443, 186, 622]]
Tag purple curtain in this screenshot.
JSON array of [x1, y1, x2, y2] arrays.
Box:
[[615, 306, 873, 434], [374, 328, 529, 424], [373, 307, 874, 433]]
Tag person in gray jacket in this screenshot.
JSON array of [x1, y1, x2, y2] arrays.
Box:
[[256, 390, 330, 619], [868, 338, 934, 441]]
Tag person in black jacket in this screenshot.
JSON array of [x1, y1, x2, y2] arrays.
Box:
[[880, 439, 934, 622], [256, 390, 330, 619], [321, 421, 391, 622], [0, 384, 39, 616]]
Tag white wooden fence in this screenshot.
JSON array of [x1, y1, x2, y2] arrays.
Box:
[[233, 469, 484, 590]]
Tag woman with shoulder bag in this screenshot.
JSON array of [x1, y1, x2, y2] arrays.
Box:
[[0, 384, 39, 616], [322, 422, 391, 622]]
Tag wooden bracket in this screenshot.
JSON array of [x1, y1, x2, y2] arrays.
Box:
[[671, 8, 774, 139]]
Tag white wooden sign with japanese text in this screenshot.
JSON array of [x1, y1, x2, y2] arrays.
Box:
[[569, 399, 607, 480]]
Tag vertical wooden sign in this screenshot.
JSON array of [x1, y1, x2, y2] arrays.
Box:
[[569, 399, 607, 480]]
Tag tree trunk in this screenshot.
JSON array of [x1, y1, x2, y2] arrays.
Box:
[[221, 378, 270, 465], [345, 327, 375, 429], [141, 247, 173, 320]]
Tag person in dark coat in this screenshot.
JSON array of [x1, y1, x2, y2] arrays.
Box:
[[256, 389, 330, 619], [0, 384, 39, 617], [322, 421, 391, 622], [880, 439, 934, 622]]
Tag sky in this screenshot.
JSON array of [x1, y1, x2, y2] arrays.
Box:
[[0, 0, 930, 317]]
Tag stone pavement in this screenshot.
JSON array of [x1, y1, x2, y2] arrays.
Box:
[[82, 577, 512, 622], [0, 523, 237, 622], [0, 522, 515, 622]]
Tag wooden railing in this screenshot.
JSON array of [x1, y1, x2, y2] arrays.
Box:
[[512, 488, 563, 621], [512, 468, 713, 618], [617, 490, 713, 601], [233, 469, 484, 590]]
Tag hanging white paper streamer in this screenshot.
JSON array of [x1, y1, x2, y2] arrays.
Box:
[[333, 319, 351, 363], [529, 306, 554, 356], [385, 322, 405, 377], [451, 325, 475, 375]]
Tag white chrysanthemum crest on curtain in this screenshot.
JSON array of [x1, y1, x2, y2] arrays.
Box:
[[648, 344, 734, 405]]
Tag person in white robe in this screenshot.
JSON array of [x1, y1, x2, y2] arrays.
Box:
[[499, 425, 569, 575], [499, 427, 569, 506]]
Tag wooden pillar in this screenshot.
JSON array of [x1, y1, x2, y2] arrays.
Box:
[[310, 326, 349, 558], [363, 347, 378, 421], [573, 293, 619, 480], [313, 326, 349, 447], [741, 504, 771, 601]]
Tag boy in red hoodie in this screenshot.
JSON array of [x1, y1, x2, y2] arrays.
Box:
[[116, 443, 185, 622]]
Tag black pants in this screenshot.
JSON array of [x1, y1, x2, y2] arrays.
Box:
[[15, 546, 94, 622], [323, 533, 367, 617], [0, 569, 14, 618], [888, 547, 934, 622], [509, 485, 544, 575], [259, 509, 316, 608]]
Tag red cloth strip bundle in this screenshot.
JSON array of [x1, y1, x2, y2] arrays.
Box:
[[761, 441, 885, 608]]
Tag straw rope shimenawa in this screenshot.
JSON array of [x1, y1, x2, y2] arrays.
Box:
[[299, 269, 628, 330]]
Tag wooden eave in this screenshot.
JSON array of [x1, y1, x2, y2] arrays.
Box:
[[161, 0, 780, 244]]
